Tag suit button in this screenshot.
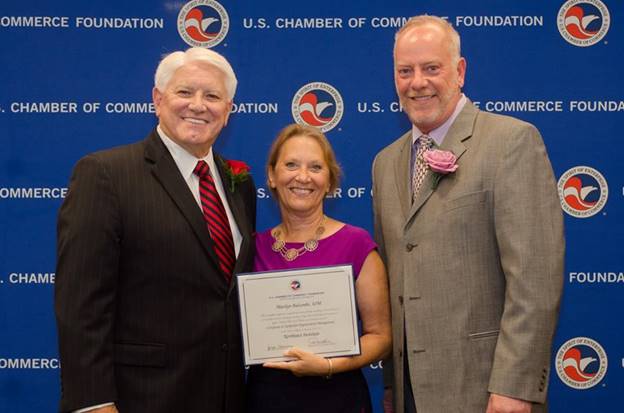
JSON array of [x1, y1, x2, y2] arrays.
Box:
[[398, 295, 404, 304], [221, 344, 228, 352], [405, 243, 417, 252]]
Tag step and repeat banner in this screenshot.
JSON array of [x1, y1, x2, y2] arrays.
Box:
[[0, 1, 622, 411]]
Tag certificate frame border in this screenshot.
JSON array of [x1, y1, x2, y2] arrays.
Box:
[[236, 264, 361, 365]]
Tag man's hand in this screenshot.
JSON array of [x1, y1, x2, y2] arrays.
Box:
[[486, 393, 531, 413], [382, 387, 394, 413]]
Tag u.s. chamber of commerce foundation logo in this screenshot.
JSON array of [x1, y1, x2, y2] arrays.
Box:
[[556, 337, 607, 389], [557, 166, 608, 218], [292, 82, 344, 132], [178, 0, 229, 48], [557, 0, 610, 47]]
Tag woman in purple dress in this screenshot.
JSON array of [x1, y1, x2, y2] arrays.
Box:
[[246, 124, 392, 413]]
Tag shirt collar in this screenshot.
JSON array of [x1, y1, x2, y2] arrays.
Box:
[[411, 94, 467, 147], [157, 125, 216, 181]]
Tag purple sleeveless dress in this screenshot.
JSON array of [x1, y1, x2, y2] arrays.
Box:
[[246, 224, 377, 413]]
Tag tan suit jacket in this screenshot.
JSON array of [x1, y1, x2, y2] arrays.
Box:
[[372, 101, 564, 412]]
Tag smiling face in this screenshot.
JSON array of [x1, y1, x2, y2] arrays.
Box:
[[268, 135, 331, 218], [153, 61, 232, 158], [394, 23, 466, 133]]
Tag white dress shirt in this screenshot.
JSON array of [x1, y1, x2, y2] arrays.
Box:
[[157, 125, 243, 256]]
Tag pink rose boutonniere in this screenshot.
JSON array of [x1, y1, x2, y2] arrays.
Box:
[[222, 159, 251, 193], [423, 149, 458, 189]]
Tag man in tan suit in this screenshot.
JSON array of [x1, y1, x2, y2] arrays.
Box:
[[373, 16, 564, 413]]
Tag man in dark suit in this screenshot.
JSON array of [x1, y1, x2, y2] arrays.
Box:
[[373, 16, 564, 413], [55, 47, 256, 413]]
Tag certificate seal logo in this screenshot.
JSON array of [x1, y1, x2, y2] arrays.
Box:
[[557, 166, 608, 218], [557, 0, 610, 47], [290, 280, 301, 290], [556, 337, 607, 389], [178, 0, 229, 48], [292, 82, 344, 132]]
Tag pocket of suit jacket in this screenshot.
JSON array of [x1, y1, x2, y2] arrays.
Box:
[[114, 342, 166, 367], [467, 330, 500, 340], [442, 190, 489, 213]]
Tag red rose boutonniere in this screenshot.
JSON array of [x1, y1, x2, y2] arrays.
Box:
[[222, 159, 251, 193], [423, 149, 458, 189]]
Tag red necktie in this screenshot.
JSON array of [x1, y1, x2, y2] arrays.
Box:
[[193, 160, 235, 282]]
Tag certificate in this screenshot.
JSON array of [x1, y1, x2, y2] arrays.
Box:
[[237, 265, 361, 365]]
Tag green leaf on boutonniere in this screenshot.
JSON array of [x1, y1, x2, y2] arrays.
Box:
[[431, 173, 443, 190], [222, 159, 251, 193]]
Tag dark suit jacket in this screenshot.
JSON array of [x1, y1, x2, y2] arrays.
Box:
[[55, 130, 256, 413]]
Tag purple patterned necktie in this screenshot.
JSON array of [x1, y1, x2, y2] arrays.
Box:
[[411, 135, 433, 202]]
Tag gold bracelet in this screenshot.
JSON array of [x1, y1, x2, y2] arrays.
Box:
[[325, 358, 333, 379]]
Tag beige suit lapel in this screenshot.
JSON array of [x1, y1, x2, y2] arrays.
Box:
[[393, 131, 413, 219], [405, 100, 479, 226]]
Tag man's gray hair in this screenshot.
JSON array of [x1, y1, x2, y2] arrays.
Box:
[[395, 15, 461, 65], [154, 47, 237, 100]]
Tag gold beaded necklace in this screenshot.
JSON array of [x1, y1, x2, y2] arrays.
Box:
[[271, 216, 326, 262]]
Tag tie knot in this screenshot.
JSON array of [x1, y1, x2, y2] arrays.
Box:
[[418, 135, 433, 149], [193, 160, 210, 178]]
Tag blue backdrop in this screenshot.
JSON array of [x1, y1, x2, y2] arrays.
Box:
[[1, 1, 622, 411]]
